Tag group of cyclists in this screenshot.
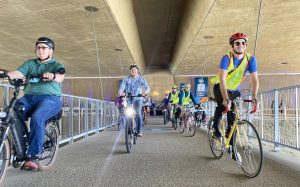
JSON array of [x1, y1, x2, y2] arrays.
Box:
[[115, 32, 259, 161], [0, 31, 259, 174], [160, 83, 207, 127]]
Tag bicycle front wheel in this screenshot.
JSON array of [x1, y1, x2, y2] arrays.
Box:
[[125, 119, 134, 153], [187, 115, 196, 137], [178, 120, 184, 133], [207, 117, 223, 159], [233, 120, 263, 178], [0, 138, 9, 184]]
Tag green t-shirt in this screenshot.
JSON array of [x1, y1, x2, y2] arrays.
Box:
[[17, 58, 64, 96]]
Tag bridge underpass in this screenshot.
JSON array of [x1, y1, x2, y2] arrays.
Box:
[[2, 117, 300, 187]]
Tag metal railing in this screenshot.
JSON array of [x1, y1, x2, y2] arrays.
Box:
[[0, 83, 118, 146]]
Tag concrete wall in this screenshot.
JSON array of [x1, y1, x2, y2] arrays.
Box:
[[104, 0, 145, 71]]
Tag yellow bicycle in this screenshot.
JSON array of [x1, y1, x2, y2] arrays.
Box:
[[207, 97, 263, 178]]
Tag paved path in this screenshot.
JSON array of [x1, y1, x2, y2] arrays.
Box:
[[2, 117, 300, 186]]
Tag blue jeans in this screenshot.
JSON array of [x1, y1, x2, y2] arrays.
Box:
[[18, 94, 62, 158], [132, 99, 143, 133]]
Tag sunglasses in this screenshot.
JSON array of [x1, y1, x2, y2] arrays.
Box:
[[234, 42, 246, 46]]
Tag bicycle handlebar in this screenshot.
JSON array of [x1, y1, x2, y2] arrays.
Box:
[[0, 68, 66, 85], [223, 99, 257, 114], [244, 99, 257, 114]]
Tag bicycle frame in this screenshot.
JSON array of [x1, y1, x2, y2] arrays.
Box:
[[208, 95, 262, 178], [123, 93, 144, 153], [221, 99, 255, 150]]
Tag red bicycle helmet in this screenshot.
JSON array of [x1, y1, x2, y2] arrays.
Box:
[[229, 32, 248, 45]]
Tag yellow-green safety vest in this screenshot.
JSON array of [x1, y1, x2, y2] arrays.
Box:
[[182, 91, 192, 105], [210, 52, 251, 90], [170, 91, 179, 104]]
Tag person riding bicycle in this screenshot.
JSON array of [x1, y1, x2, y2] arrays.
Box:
[[210, 32, 259, 140], [118, 64, 150, 137], [143, 95, 152, 116], [167, 85, 179, 120], [7, 37, 65, 171], [194, 103, 206, 123], [176, 83, 199, 119]]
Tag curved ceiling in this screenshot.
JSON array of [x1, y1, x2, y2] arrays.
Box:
[[0, 0, 299, 79]]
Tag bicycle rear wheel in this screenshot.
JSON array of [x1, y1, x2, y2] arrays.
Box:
[[233, 120, 263, 178], [172, 117, 177, 130], [163, 110, 168, 125], [125, 119, 134, 153], [187, 115, 196, 137], [207, 117, 223, 159], [178, 120, 184, 133]]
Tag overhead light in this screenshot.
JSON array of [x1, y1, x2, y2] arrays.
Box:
[[84, 6, 98, 12], [281, 62, 288, 65]]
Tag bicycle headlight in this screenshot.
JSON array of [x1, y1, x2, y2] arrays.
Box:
[[125, 107, 135, 117], [0, 112, 7, 118]]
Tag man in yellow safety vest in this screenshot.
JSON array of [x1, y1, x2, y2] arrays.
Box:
[[210, 32, 259, 140]]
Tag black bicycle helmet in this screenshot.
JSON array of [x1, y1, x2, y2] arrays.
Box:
[[36, 37, 55, 50], [129, 64, 139, 70]]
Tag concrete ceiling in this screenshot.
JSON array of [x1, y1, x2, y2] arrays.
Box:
[[0, 0, 300, 79]]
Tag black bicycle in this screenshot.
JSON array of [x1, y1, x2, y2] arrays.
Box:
[[0, 69, 63, 183], [194, 104, 207, 128], [123, 92, 144, 153]]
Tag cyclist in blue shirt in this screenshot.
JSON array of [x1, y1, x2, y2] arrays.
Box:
[[118, 64, 150, 137], [210, 32, 259, 140]]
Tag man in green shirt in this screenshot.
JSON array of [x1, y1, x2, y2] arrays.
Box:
[[7, 37, 65, 171]]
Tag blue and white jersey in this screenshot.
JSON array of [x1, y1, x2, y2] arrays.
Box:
[[118, 75, 150, 99]]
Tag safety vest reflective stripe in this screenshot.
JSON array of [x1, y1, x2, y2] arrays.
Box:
[[209, 52, 251, 90], [182, 91, 191, 105], [171, 91, 179, 104]]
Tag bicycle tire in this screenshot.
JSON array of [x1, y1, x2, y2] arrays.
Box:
[[0, 138, 9, 184], [178, 120, 184, 133], [207, 117, 223, 159], [163, 111, 167, 125], [172, 118, 177, 130], [187, 115, 196, 137], [38, 121, 60, 171], [125, 119, 134, 153], [233, 120, 263, 178], [117, 115, 121, 131]]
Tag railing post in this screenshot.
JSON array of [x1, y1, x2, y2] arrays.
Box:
[[101, 102, 104, 129], [295, 87, 299, 148], [69, 97, 74, 144], [260, 94, 264, 139], [2, 86, 9, 108], [78, 98, 81, 135], [274, 90, 280, 152], [85, 99, 88, 138], [95, 101, 100, 133]]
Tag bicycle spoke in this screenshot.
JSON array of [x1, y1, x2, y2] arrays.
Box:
[[234, 120, 263, 178], [207, 117, 223, 159]]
